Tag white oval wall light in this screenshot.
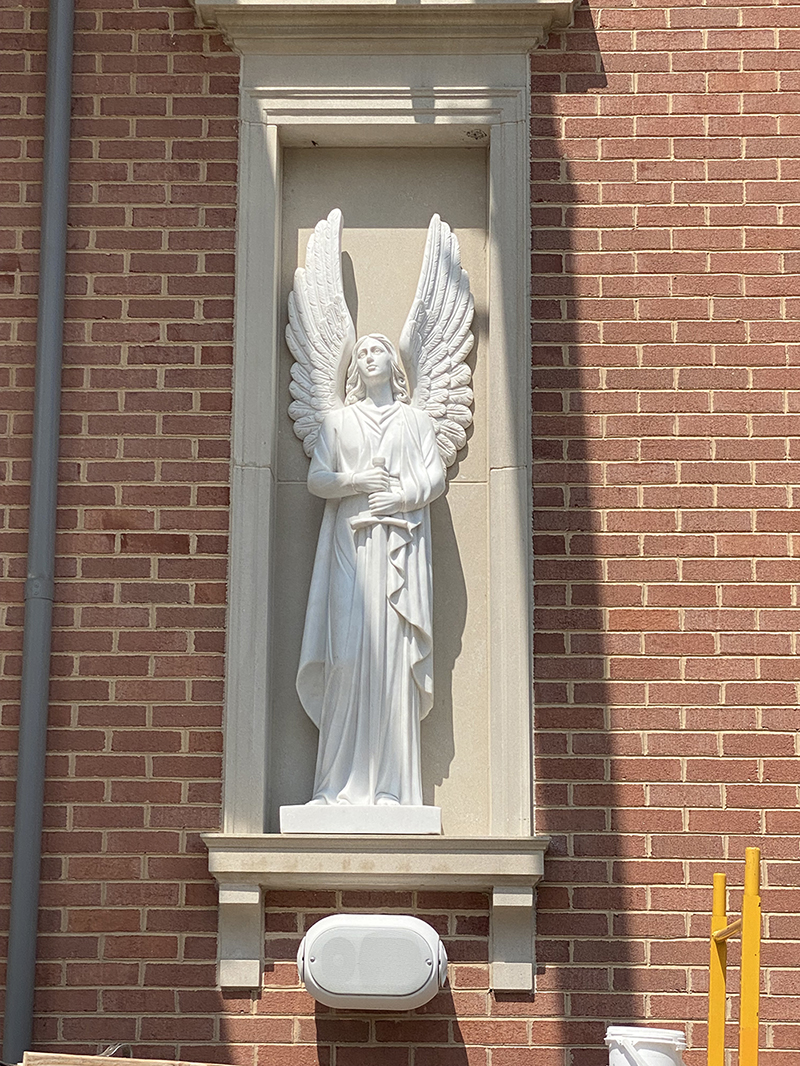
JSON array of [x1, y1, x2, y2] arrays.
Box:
[[297, 914, 447, 1010]]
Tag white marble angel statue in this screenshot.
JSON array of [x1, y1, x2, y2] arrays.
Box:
[[286, 209, 473, 809]]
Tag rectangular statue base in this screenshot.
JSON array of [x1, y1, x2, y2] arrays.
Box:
[[279, 804, 442, 835]]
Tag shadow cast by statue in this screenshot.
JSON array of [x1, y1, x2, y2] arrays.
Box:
[[342, 251, 358, 335], [422, 492, 467, 804], [421, 300, 479, 805]]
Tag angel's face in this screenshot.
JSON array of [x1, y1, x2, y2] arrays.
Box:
[[355, 337, 392, 386]]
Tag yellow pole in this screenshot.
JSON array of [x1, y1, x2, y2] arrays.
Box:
[[708, 872, 727, 1066], [738, 847, 761, 1066]]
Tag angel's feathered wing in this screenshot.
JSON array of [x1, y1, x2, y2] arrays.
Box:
[[399, 215, 474, 469], [286, 209, 356, 457]]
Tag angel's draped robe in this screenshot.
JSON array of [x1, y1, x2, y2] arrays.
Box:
[[296, 399, 446, 805]]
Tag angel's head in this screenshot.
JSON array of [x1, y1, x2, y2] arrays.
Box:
[[345, 334, 410, 406]]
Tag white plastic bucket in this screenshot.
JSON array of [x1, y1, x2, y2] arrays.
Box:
[[605, 1026, 687, 1066]]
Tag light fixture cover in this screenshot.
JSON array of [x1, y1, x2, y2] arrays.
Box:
[[297, 914, 447, 1010]]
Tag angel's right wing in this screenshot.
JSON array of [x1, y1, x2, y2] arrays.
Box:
[[286, 208, 356, 458]]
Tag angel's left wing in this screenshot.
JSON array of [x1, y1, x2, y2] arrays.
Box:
[[286, 208, 356, 458], [399, 215, 474, 469]]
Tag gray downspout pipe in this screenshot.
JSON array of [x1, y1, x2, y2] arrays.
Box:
[[2, 0, 74, 1058]]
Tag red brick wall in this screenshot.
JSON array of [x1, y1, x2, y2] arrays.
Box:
[[0, 0, 238, 1052], [0, 0, 798, 1062], [531, 1, 800, 1062]]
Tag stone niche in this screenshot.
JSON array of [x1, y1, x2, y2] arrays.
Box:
[[272, 146, 490, 834], [190, 0, 577, 994]]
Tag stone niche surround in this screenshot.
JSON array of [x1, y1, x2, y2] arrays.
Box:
[[189, 0, 577, 994]]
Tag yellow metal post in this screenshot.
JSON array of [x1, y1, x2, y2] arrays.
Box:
[[708, 872, 727, 1066], [738, 847, 761, 1066]]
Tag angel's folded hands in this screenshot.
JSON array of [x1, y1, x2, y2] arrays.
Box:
[[352, 466, 391, 494], [368, 490, 404, 517]]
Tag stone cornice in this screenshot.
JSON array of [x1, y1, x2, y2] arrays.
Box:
[[190, 0, 578, 54]]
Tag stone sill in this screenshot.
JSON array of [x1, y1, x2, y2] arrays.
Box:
[[203, 833, 549, 992], [203, 832, 549, 889]]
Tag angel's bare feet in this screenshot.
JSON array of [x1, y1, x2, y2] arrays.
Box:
[[376, 794, 400, 806]]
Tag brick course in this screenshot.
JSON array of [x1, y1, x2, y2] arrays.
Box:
[[0, 0, 798, 1062]]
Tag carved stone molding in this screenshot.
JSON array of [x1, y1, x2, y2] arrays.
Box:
[[204, 833, 549, 991], [192, 0, 578, 55]]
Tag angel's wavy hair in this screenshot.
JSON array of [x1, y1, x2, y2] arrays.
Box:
[[344, 334, 410, 406]]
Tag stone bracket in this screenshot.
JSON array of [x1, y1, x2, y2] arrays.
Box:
[[217, 882, 265, 990], [205, 833, 548, 992], [491, 886, 535, 991]]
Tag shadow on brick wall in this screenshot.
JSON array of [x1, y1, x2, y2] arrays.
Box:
[[528, 6, 652, 1065]]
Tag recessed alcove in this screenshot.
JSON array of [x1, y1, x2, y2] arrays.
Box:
[[270, 146, 490, 834]]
